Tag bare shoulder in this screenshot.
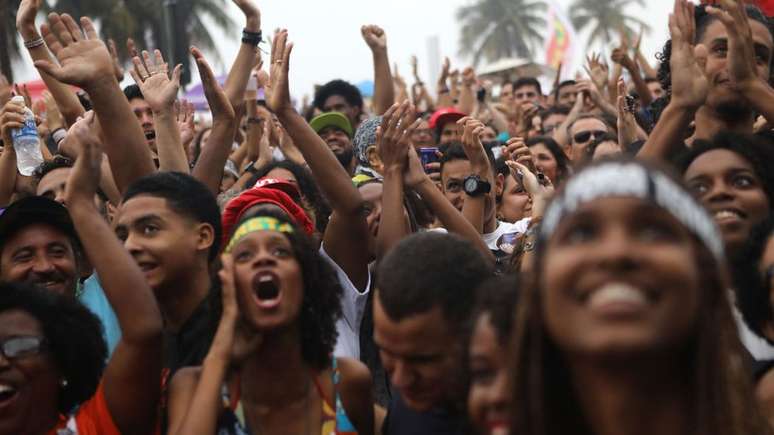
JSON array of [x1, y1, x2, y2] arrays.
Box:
[[336, 357, 372, 389], [168, 366, 203, 394]]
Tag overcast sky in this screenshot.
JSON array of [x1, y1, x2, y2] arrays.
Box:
[[13, 0, 677, 99]]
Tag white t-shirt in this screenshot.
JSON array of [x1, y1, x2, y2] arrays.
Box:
[[320, 245, 371, 359]]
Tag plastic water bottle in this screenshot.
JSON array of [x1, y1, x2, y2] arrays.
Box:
[[10, 96, 44, 176]]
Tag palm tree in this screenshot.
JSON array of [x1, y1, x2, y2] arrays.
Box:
[[457, 0, 548, 66], [48, 0, 236, 86], [1, 0, 22, 82], [569, 0, 650, 48]]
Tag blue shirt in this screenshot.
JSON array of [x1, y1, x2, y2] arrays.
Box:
[[79, 274, 122, 355]]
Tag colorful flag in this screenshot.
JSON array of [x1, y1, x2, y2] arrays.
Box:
[[543, 0, 577, 79]]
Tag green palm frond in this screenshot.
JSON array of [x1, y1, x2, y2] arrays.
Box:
[[457, 0, 548, 65]]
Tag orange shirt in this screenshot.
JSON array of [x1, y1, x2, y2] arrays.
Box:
[[47, 381, 120, 435]]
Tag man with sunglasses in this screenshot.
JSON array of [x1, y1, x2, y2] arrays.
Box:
[[565, 114, 611, 163]]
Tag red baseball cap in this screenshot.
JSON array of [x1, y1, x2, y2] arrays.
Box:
[[428, 107, 466, 131]]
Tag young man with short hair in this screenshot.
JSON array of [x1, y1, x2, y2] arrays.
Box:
[[374, 232, 493, 434], [513, 77, 543, 106], [115, 171, 221, 374]]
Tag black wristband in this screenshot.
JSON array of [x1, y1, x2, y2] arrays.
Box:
[[241, 29, 262, 47], [243, 161, 260, 176]]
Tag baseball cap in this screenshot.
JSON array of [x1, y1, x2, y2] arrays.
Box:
[[310, 112, 353, 137], [429, 107, 466, 132], [0, 196, 78, 247]]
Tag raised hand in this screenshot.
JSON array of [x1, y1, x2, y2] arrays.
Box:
[[175, 99, 196, 146], [16, 0, 41, 39], [462, 66, 477, 87], [584, 53, 609, 91], [458, 117, 489, 172], [361, 25, 387, 51], [107, 38, 125, 82], [266, 29, 294, 115], [439, 56, 451, 86], [410, 55, 420, 82], [377, 101, 420, 171], [130, 49, 182, 114], [0, 99, 25, 147], [668, 0, 709, 110], [63, 111, 102, 205], [505, 160, 554, 200], [616, 78, 639, 147], [191, 47, 235, 122], [34, 14, 115, 90], [706, 0, 760, 90], [42, 91, 65, 132], [232, 0, 261, 31], [503, 137, 535, 172]]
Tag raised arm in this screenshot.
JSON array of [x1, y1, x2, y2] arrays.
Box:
[[224, 0, 262, 110], [129, 49, 189, 173], [34, 14, 155, 193], [457, 67, 477, 115], [706, 0, 774, 124], [17, 0, 85, 126], [167, 254, 241, 435], [362, 25, 395, 115], [63, 112, 162, 435], [638, 0, 708, 161], [0, 100, 21, 206], [375, 102, 419, 259], [267, 30, 370, 289], [459, 117, 491, 234], [190, 47, 238, 195], [611, 47, 653, 107]]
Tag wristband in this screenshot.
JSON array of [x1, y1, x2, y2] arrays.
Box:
[[241, 29, 262, 47], [51, 128, 67, 146], [243, 161, 260, 176], [24, 37, 45, 50]]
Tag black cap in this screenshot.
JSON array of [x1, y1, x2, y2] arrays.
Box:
[[0, 196, 79, 248]]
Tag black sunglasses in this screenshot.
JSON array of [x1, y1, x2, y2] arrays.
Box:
[[0, 336, 46, 360], [573, 130, 607, 144]]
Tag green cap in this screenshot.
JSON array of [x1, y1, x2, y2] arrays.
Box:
[[310, 112, 353, 137]]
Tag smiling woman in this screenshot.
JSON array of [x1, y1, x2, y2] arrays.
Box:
[[679, 133, 774, 259], [508, 158, 769, 435]]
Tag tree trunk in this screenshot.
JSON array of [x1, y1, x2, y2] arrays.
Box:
[[0, 1, 15, 82]]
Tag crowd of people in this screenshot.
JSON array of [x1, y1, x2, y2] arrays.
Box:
[[1, 0, 774, 433]]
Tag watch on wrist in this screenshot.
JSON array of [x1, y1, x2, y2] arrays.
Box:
[[463, 175, 491, 197]]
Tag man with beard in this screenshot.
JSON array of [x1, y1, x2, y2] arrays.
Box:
[[125, 84, 157, 158], [310, 111, 357, 176], [640, 0, 774, 160]]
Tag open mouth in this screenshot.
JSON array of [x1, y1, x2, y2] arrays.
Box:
[[712, 208, 745, 224], [0, 384, 18, 406], [137, 262, 158, 273], [583, 282, 656, 317], [252, 272, 282, 308], [144, 130, 156, 141]]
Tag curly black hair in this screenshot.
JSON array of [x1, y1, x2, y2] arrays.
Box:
[[247, 160, 332, 234], [0, 281, 107, 414], [312, 79, 364, 112], [653, 4, 774, 126], [732, 218, 774, 342], [236, 208, 342, 370], [676, 132, 774, 217]]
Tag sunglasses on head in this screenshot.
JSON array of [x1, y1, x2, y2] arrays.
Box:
[[573, 130, 607, 144]]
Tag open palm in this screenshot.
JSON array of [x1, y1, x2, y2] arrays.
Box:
[[267, 30, 293, 114], [35, 15, 114, 89]]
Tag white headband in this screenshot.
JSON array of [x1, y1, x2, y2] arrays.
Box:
[[540, 161, 724, 260]]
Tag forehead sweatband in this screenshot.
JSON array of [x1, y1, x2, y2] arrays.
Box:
[[224, 217, 294, 253], [540, 161, 724, 260]]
